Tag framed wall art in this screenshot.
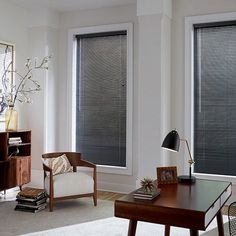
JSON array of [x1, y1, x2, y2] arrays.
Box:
[[0, 42, 14, 130]]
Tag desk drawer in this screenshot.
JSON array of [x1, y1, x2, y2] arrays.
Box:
[[205, 198, 220, 227], [221, 184, 231, 206]]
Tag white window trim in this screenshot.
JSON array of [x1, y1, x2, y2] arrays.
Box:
[[67, 23, 133, 175], [185, 12, 236, 184]]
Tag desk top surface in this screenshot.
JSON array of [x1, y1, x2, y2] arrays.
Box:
[[115, 179, 231, 212]]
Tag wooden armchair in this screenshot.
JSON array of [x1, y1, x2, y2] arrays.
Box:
[[42, 152, 97, 212]]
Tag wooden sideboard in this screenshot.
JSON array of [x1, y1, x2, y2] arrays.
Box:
[[0, 130, 31, 191]]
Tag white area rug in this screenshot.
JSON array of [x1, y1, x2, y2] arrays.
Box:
[[20, 216, 229, 236]]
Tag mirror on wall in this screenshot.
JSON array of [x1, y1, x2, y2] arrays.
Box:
[[0, 42, 14, 115]]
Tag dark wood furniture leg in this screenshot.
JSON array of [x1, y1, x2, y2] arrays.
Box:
[[216, 211, 224, 236], [190, 229, 199, 236], [165, 225, 170, 236], [128, 220, 137, 236]]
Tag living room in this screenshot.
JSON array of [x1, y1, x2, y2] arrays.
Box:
[[0, 0, 236, 235]]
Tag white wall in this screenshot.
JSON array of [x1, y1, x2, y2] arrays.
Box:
[[58, 4, 139, 193], [28, 26, 58, 169], [137, 14, 163, 181], [0, 1, 59, 187], [0, 0, 29, 127], [136, 8, 172, 184], [25, 8, 59, 187], [171, 0, 236, 201], [27, 25, 58, 188]]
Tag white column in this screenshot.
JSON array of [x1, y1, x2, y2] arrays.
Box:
[[136, 0, 172, 185]]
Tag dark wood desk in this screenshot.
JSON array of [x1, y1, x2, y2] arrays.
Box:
[[115, 179, 231, 236]]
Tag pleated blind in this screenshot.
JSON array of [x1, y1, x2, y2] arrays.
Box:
[[75, 32, 127, 167], [194, 22, 236, 175]]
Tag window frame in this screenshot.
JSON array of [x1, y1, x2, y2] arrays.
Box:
[[68, 23, 133, 175], [185, 12, 236, 184]]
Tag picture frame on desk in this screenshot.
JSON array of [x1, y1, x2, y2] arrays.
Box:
[[156, 166, 178, 184]]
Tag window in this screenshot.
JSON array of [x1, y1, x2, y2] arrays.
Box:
[[193, 21, 236, 176], [76, 31, 127, 167], [68, 23, 133, 175]]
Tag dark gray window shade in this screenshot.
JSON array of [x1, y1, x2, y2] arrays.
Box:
[[194, 23, 236, 176], [76, 32, 127, 167]]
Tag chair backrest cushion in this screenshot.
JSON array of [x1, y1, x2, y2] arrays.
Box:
[[42, 154, 73, 176]]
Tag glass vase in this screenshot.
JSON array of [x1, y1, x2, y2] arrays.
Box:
[[5, 106, 18, 131]]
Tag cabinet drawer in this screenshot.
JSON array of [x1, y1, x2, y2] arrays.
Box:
[[221, 184, 232, 206], [205, 198, 220, 227], [13, 156, 31, 186]]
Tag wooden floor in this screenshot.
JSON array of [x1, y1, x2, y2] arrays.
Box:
[[0, 189, 124, 202], [97, 191, 125, 201]]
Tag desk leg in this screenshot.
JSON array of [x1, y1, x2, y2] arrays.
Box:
[[189, 229, 199, 236], [216, 211, 224, 236], [128, 220, 137, 236], [165, 225, 170, 236]]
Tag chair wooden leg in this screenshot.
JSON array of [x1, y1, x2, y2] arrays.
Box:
[[49, 196, 53, 212], [93, 193, 97, 206]]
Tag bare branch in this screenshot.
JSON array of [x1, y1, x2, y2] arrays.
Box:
[[0, 55, 51, 107]]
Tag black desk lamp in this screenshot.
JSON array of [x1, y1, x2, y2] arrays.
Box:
[[161, 130, 196, 184]]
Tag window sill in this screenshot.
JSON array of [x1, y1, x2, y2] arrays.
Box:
[[97, 164, 132, 175], [194, 173, 236, 185]]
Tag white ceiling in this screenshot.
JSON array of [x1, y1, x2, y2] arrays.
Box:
[[7, 0, 136, 12]]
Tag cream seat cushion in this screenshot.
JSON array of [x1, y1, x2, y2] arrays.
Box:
[[44, 171, 94, 198]]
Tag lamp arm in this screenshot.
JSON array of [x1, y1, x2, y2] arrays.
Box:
[[180, 139, 195, 165], [180, 138, 195, 179]]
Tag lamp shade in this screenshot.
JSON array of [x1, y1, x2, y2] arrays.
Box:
[[161, 130, 180, 152]]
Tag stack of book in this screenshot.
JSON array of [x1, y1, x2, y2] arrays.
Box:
[[133, 187, 161, 200], [8, 137, 22, 145], [15, 187, 47, 213]]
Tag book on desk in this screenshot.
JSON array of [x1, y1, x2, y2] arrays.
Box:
[[133, 187, 161, 200]]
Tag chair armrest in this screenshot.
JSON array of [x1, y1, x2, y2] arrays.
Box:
[[42, 163, 53, 179], [73, 159, 96, 177], [42, 163, 54, 198], [43, 163, 52, 173], [77, 159, 96, 169]]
